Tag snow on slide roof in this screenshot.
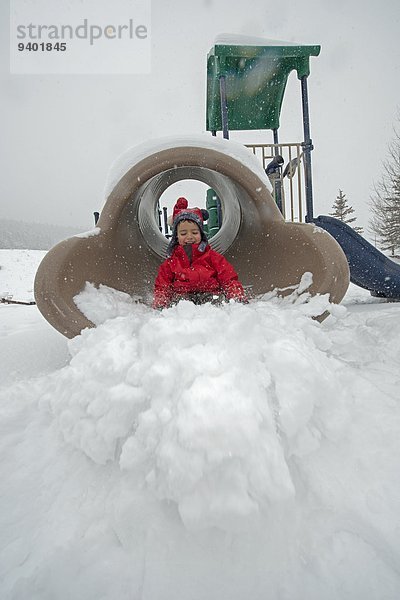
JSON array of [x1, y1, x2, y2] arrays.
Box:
[[210, 33, 321, 60], [214, 33, 313, 47]]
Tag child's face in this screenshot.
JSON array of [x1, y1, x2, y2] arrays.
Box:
[[177, 220, 201, 245]]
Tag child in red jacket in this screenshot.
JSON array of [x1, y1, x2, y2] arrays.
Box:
[[153, 197, 247, 309]]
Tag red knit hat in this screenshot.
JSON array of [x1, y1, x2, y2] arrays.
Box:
[[167, 197, 209, 256], [172, 197, 207, 225]]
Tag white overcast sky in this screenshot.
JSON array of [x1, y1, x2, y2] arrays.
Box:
[[1, 0, 399, 238]]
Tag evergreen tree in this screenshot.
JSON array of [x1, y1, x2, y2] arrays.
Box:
[[369, 125, 400, 256], [330, 189, 364, 234]]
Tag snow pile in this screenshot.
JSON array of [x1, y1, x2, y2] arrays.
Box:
[[74, 282, 142, 325], [41, 282, 345, 533], [1, 277, 400, 599]]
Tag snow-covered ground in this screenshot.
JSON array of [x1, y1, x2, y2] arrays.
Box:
[[1, 248, 400, 600]]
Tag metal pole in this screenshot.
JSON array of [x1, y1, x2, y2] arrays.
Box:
[[219, 75, 229, 139], [272, 128, 283, 214], [162, 206, 169, 237], [301, 75, 314, 222], [156, 202, 162, 232]]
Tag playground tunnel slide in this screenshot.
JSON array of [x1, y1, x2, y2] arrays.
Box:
[[34, 137, 350, 338]]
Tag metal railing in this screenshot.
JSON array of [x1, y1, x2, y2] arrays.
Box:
[[245, 143, 305, 222]]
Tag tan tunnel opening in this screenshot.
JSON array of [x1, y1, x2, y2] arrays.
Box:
[[131, 166, 243, 257]]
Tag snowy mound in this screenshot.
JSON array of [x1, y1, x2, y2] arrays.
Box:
[[1, 281, 400, 598], [45, 281, 343, 532]]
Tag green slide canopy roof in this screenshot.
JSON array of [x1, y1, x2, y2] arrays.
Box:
[[206, 35, 321, 132]]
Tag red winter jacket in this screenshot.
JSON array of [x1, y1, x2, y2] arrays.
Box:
[[153, 243, 246, 309]]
